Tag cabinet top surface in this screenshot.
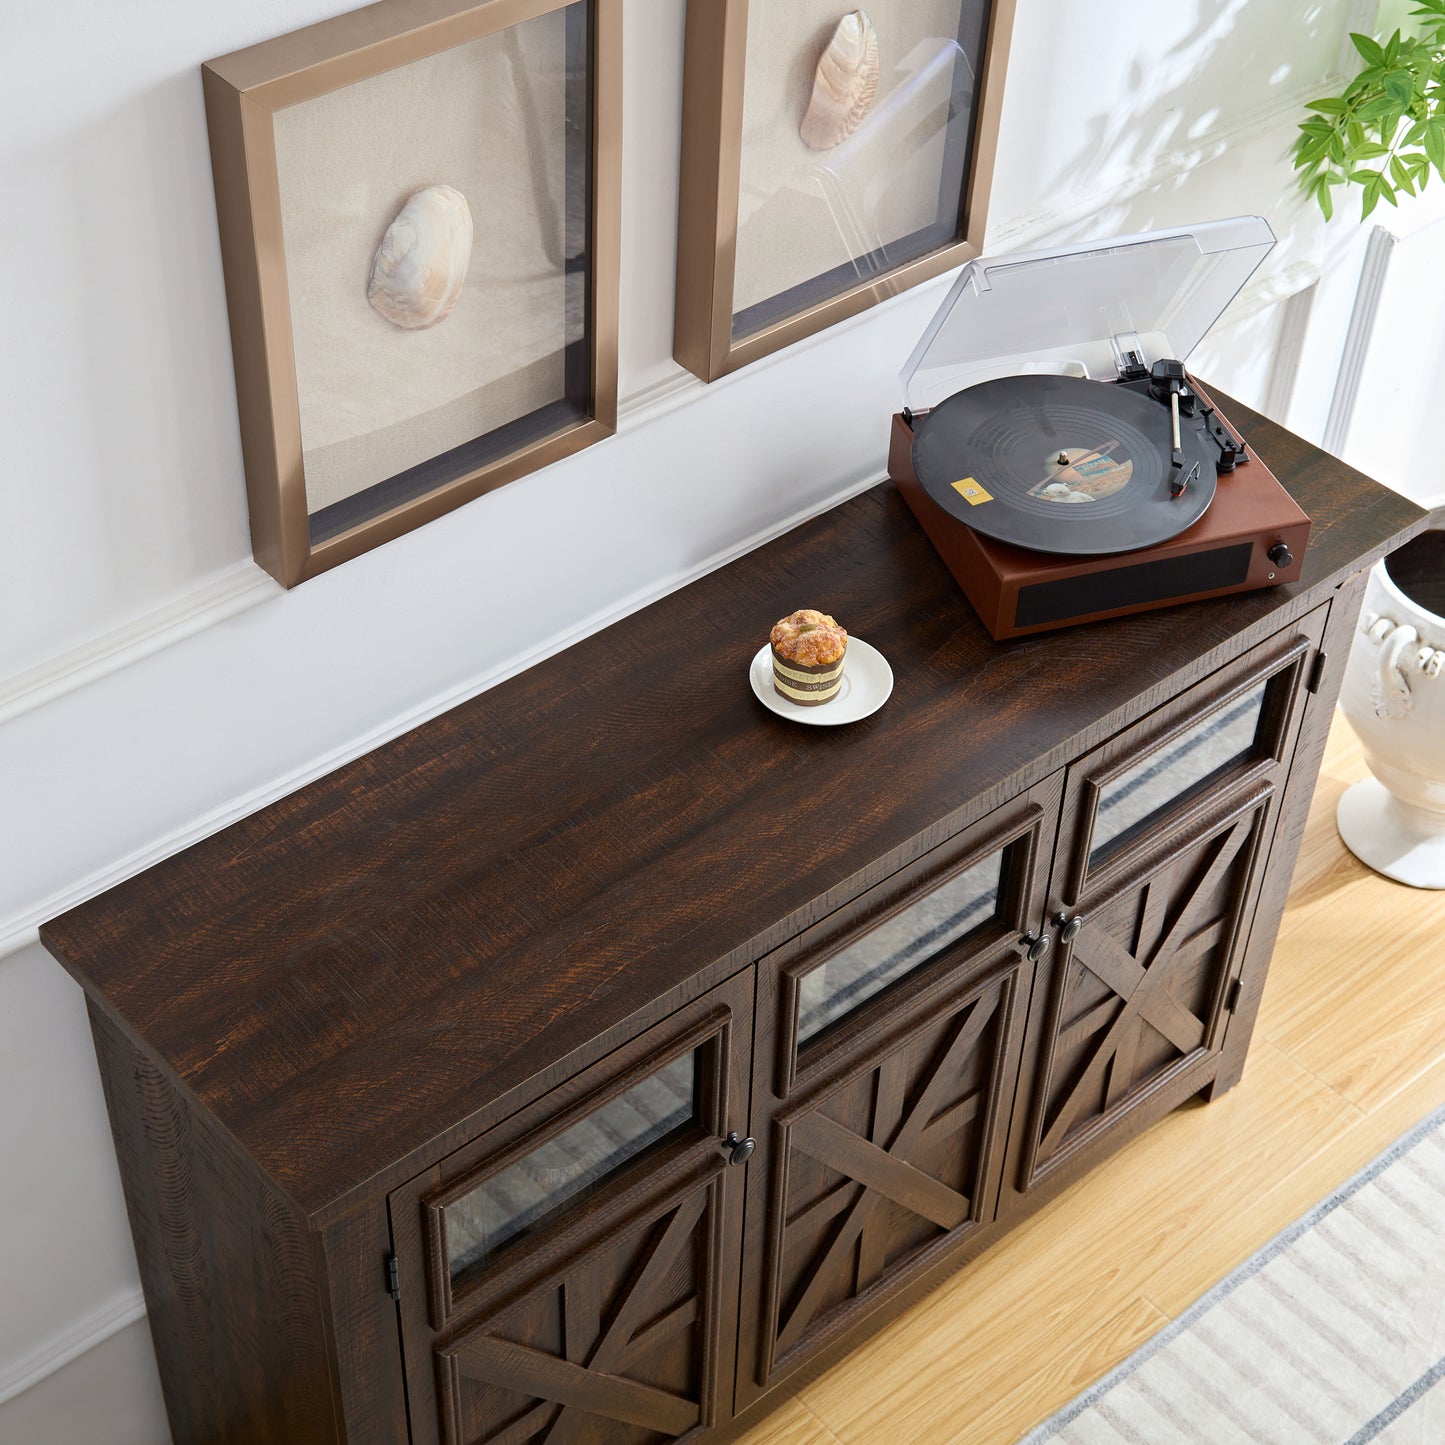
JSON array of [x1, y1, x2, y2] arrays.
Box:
[[41, 395, 1424, 1223]]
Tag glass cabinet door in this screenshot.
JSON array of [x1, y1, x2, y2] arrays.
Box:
[[739, 778, 1060, 1409], [1021, 783, 1276, 1194], [391, 973, 754, 1445], [746, 961, 1022, 1403], [1007, 606, 1331, 1209]]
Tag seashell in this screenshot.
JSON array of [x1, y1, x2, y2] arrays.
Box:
[[799, 11, 879, 151], [367, 185, 474, 331]]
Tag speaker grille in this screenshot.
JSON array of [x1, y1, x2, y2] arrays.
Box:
[[1015, 544, 1254, 627]]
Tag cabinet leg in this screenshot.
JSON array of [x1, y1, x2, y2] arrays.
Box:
[[1205, 1054, 1247, 1102]]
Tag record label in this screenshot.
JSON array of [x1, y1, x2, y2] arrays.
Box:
[[1027, 444, 1132, 503], [911, 374, 1216, 556]]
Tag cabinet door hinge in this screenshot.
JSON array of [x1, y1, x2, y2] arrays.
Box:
[[1225, 977, 1244, 1013], [1305, 650, 1328, 694], [386, 1254, 401, 1301]]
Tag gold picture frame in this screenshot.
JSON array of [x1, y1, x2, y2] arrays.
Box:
[[673, 0, 1014, 382], [203, 0, 621, 588]]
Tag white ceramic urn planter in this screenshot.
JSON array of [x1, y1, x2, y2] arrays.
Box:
[[1337, 497, 1445, 888]]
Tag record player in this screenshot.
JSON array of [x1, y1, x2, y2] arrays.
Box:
[[888, 217, 1310, 640]]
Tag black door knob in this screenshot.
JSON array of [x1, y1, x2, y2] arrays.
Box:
[[1053, 912, 1084, 943], [1019, 933, 1052, 963], [1267, 541, 1294, 568], [723, 1131, 756, 1166]]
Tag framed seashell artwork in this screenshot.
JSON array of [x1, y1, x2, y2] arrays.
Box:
[[202, 0, 620, 587], [675, 0, 1016, 381]]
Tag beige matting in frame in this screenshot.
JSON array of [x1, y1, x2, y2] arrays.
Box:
[[272, 12, 575, 515], [734, 0, 969, 316]]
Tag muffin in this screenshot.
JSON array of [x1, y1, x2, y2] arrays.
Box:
[[770, 609, 848, 706]]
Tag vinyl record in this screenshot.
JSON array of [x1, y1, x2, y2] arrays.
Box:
[[910, 374, 1217, 555]]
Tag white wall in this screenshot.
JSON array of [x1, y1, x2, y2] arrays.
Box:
[[0, 0, 1410, 1435]]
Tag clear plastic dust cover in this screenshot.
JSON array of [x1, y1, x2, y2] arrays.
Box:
[[900, 216, 1276, 414]]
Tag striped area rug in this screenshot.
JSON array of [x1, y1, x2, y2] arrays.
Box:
[[1023, 1105, 1445, 1444]]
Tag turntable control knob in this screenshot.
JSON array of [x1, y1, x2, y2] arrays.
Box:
[[1267, 541, 1294, 569]]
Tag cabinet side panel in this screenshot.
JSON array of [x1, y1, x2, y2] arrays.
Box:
[[1210, 571, 1367, 1098], [88, 1002, 343, 1444]]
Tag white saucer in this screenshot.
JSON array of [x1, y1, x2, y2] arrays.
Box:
[[749, 638, 894, 726]]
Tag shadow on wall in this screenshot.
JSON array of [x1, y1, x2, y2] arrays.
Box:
[[987, 0, 1339, 248], [976, 0, 1353, 421]]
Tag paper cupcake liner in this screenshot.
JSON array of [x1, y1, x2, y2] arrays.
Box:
[[771, 644, 846, 706]]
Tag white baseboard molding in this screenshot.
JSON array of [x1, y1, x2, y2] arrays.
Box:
[[0, 1289, 147, 1407], [0, 468, 885, 963]]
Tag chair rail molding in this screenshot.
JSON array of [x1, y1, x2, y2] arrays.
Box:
[[0, 562, 279, 727]]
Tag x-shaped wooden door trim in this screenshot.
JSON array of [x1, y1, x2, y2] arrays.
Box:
[[448, 1189, 709, 1443], [1038, 812, 1255, 1161], [772, 989, 998, 1359]]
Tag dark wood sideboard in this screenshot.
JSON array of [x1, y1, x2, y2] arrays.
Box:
[[41, 395, 1425, 1444]]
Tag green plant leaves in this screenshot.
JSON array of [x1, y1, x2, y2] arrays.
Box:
[[1294, 18, 1445, 219], [1352, 31, 1387, 66], [1304, 170, 1341, 220], [1384, 72, 1415, 105], [1428, 117, 1445, 174]]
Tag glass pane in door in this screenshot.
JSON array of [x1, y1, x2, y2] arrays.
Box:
[[1091, 681, 1268, 861], [445, 1050, 696, 1285], [797, 849, 1003, 1045]]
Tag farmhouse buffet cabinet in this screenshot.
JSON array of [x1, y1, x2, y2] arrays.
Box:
[[42, 394, 1424, 1443]]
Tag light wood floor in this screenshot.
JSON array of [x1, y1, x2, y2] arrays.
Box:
[[738, 714, 1445, 1445]]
